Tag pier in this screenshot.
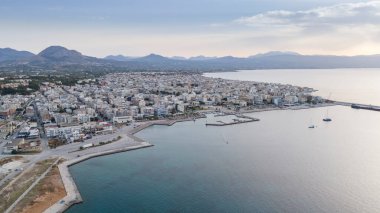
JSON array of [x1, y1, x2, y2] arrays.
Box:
[[335, 101, 380, 112], [351, 104, 380, 112], [206, 114, 260, 126]]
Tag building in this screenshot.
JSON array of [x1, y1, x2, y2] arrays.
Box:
[[113, 116, 133, 124]]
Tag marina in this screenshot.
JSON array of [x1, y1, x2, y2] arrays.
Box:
[[206, 114, 260, 126]]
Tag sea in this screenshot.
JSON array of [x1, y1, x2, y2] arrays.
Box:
[[205, 68, 380, 106], [67, 69, 380, 213]]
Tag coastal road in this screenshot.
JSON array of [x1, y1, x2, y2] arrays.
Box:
[[1, 124, 146, 206]]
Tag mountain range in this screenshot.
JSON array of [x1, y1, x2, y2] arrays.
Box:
[[1, 46, 380, 72]]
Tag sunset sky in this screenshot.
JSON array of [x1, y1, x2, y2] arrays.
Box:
[[1, 0, 380, 57]]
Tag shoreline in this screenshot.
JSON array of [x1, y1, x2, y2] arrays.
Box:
[[44, 142, 153, 213], [43, 103, 337, 213], [43, 116, 203, 213]]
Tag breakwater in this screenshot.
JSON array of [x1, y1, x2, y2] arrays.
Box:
[[206, 114, 260, 126], [351, 104, 380, 112], [334, 101, 380, 112], [43, 143, 153, 213]]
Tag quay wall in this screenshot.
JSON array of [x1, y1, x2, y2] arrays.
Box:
[[44, 143, 153, 213]]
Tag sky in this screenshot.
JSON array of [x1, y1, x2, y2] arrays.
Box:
[[1, 0, 380, 57]]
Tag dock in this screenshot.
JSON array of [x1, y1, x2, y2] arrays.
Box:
[[206, 114, 259, 126], [335, 101, 380, 112], [351, 104, 380, 112]]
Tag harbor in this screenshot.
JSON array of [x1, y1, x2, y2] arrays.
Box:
[[206, 114, 260, 126]]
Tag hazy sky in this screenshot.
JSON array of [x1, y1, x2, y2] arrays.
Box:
[[1, 0, 380, 57]]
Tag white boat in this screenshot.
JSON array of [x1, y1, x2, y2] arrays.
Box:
[[323, 93, 333, 122]]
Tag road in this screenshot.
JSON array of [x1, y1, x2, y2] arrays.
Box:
[[0, 117, 153, 212]]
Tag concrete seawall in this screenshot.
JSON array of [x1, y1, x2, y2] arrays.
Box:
[[129, 117, 198, 135], [44, 142, 153, 213]]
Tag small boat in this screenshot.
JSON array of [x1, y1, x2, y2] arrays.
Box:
[[308, 125, 315, 128], [222, 133, 228, 144], [323, 107, 332, 122]]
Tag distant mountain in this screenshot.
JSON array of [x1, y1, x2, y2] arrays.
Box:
[[2, 46, 380, 72], [189, 55, 218, 61], [137, 54, 171, 62], [251, 51, 301, 58], [0, 48, 35, 62], [171, 56, 187, 60], [104, 55, 135, 61], [37, 46, 88, 63]]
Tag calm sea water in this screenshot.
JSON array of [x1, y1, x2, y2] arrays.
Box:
[[68, 106, 380, 213], [204, 69, 380, 105]]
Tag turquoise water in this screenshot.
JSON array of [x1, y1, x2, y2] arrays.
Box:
[[204, 69, 380, 105], [68, 106, 380, 213]]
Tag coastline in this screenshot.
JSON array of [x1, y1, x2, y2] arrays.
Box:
[[43, 116, 204, 213], [43, 142, 153, 213], [43, 103, 336, 213]]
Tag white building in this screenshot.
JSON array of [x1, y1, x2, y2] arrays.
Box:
[[113, 116, 133, 124]]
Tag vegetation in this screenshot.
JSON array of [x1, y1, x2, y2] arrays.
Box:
[[0, 72, 98, 95], [48, 139, 66, 149], [0, 85, 31, 95], [77, 136, 122, 151]]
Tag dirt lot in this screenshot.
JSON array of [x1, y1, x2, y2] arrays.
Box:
[[0, 158, 57, 212], [0, 156, 23, 167], [12, 162, 66, 213]]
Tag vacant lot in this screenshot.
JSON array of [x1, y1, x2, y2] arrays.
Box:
[[12, 160, 66, 213], [0, 156, 23, 167], [0, 158, 57, 212]]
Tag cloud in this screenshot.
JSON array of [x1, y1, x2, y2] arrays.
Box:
[[235, 1, 380, 27], [222, 1, 380, 56]]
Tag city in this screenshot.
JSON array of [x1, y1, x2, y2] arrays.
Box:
[[2, 0, 380, 212], [1, 72, 324, 152], [0, 72, 330, 212]]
